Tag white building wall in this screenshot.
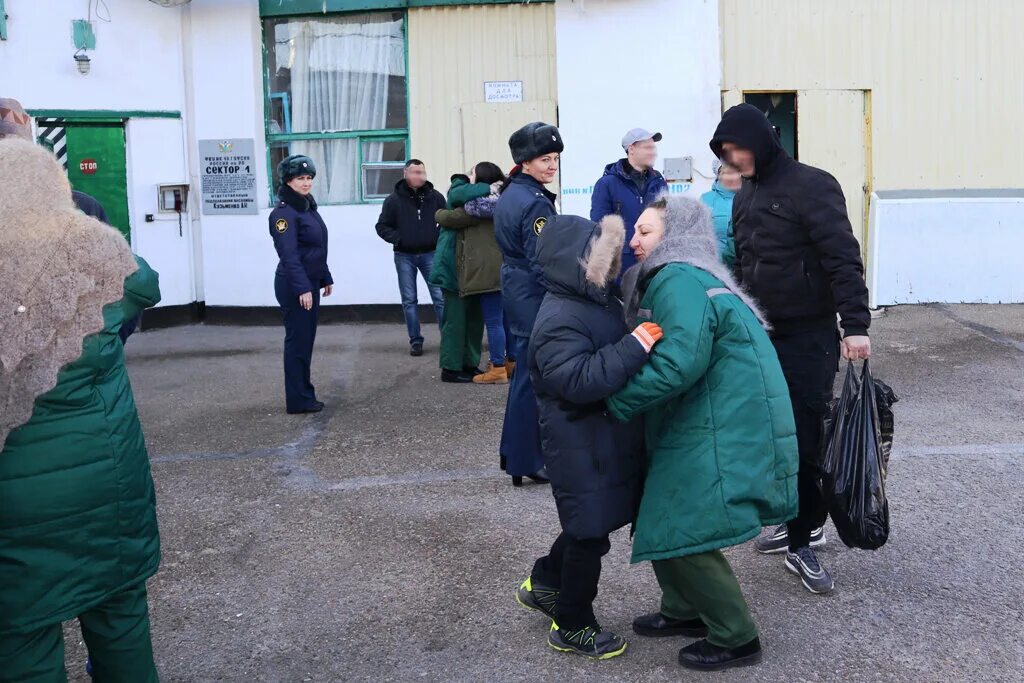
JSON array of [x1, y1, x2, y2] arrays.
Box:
[[186, 0, 431, 308], [0, 0, 194, 306], [554, 0, 722, 218]]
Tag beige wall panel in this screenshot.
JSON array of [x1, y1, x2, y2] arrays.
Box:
[[720, 0, 1022, 191], [408, 4, 557, 185], [797, 89, 868, 248]]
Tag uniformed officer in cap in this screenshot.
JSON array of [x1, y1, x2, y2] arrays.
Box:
[[269, 154, 333, 414], [494, 121, 563, 486]]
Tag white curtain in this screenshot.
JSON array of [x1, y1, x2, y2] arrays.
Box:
[[280, 14, 405, 203]]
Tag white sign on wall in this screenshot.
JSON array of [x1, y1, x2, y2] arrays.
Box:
[[198, 138, 258, 215], [484, 81, 524, 103]]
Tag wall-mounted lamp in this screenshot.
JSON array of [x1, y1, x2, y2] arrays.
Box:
[[74, 48, 90, 75]]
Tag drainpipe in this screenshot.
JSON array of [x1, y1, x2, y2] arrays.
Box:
[[179, 3, 205, 305]]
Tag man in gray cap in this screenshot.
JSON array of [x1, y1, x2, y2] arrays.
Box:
[[590, 128, 668, 273]]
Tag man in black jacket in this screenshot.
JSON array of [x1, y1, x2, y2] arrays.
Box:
[[375, 159, 446, 356], [710, 103, 871, 595]]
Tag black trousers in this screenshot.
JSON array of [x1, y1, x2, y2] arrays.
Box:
[[531, 532, 611, 630], [772, 326, 839, 552], [275, 275, 321, 412]]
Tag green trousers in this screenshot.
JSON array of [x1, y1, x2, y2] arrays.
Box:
[[439, 290, 483, 372], [652, 550, 759, 649], [0, 582, 158, 683]]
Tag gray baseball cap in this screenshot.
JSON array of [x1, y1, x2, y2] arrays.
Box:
[[621, 128, 662, 150]]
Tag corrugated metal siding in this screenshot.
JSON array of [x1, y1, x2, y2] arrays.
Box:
[[797, 90, 868, 246], [408, 4, 557, 182], [721, 0, 1021, 191]]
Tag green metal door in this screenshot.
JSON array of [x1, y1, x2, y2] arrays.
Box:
[[60, 122, 131, 241]]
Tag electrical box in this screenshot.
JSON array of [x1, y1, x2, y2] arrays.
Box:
[[157, 183, 189, 213], [663, 157, 693, 182]]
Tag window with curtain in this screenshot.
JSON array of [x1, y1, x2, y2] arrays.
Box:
[[264, 11, 408, 204]]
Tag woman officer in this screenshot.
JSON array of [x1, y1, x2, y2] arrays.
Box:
[[270, 154, 334, 414], [494, 121, 563, 486]]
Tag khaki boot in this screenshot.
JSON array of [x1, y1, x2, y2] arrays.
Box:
[[474, 362, 510, 385], [505, 359, 517, 380]]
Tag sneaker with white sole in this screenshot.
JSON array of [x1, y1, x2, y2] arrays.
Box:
[[754, 524, 826, 554], [785, 546, 835, 594]]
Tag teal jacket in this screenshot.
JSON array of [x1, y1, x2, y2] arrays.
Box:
[[428, 175, 491, 293], [0, 257, 162, 635], [700, 181, 737, 268], [607, 263, 798, 562]]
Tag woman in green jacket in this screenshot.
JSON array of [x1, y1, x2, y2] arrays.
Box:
[[0, 139, 162, 682], [607, 195, 798, 672], [431, 162, 508, 384]]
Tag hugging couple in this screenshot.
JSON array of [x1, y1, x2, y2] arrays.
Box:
[[515, 194, 798, 672]]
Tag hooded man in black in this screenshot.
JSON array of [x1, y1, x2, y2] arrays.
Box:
[[710, 103, 872, 595]]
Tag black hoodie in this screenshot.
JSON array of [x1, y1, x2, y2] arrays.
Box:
[[374, 179, 446, 254], [710, 104, 870, 337]]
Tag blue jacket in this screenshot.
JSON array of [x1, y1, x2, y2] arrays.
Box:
[[590, 159, 668, 272], [700, 181, 737, 268], [269, 185, 333, 296], [494, 170, 557, 338]]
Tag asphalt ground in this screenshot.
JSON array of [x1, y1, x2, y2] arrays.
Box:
[[57, 304, 1024, 682]]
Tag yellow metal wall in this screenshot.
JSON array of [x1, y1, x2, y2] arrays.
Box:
[[407, 4, 558, 183], [720, 0, 1021, 191]]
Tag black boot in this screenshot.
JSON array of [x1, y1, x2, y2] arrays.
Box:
[[527, 467, 550, 484], [632, 612, 708, 638], [678, 637, 762, 671], [441, 369, 473, 383], [500, 455, 507, 471]]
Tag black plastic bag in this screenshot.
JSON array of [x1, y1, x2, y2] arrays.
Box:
[[873, 378, 899, 475], [820, 361, 895, 550]]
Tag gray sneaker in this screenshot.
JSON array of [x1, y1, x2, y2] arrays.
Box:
[[754, 524, 826, 554], [785, 546, 835, 594]]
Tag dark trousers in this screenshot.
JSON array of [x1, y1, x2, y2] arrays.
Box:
[[772, 326, 840, 551], [275, 275, 320, 412], [0, 582, 157, 683], [499, 334, 544, 477], [531, 532, 612, 630]]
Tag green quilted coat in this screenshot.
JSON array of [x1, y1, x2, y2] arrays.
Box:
[[607, 263, 798, 563], [0, 257, 161, 635]]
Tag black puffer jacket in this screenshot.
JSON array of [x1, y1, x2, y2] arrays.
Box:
[[374, 179, 446, 254], [528, 214, 648, 540], [710, 104, 870, 337]]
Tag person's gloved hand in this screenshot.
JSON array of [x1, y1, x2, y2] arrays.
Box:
[[631, 322, 664, 353]]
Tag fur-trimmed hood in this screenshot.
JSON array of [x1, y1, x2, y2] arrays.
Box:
[[535, 213, 625, 303], [622, 195, 769, 328], [1, 138, 138, 447]]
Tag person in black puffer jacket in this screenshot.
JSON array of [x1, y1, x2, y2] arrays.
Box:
[[710, 103, 872, 594], [514, 213, 665, 661]]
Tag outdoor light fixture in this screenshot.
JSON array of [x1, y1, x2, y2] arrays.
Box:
[[147, 0, 192, 6], [74, 49, 90, 75]]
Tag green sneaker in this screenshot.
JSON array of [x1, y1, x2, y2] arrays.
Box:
[[515, 577, 558, 619], [547, 621, 627, 660]]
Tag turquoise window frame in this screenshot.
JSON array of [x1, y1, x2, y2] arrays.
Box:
[[0, 0, 7, 41], [261, 10, 410, 206]]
